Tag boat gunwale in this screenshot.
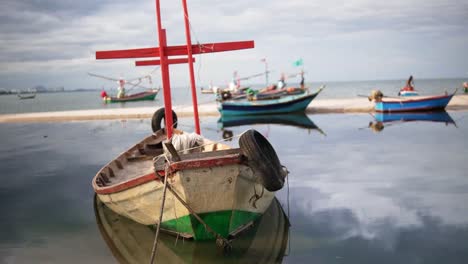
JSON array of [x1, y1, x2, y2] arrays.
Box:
[[380, 93, 454, 104], [92, 130, 166, 194], [93, 129, 244, 195], [94, 152, 244, 195]]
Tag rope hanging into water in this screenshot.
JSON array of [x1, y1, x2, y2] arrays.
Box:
[[149, 154, 170, 264]]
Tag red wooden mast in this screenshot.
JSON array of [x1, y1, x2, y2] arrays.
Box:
[[95, 0, 254, 138]]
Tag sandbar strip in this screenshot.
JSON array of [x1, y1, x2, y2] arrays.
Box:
[[1, 96, 468, 123]]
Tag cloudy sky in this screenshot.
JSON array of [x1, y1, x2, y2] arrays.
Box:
[[1, 0, 467, 90]]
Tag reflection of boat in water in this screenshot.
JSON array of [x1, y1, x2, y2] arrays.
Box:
[[94, 195, 290, 263], [218, 113, 325, 137], [368, 111, 456, 132], [92, 123, 287, 241]]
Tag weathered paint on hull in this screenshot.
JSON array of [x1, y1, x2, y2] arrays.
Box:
[[219, 89, 322, 116], [375, 94, 454, 112], [97, 164, 274, 240]]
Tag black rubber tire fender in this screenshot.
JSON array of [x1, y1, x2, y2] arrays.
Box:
[[239, 129, 284, 191], [151, 108, 178, 133]]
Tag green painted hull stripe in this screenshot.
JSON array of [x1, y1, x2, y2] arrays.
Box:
[[161, 210, 260, 240]]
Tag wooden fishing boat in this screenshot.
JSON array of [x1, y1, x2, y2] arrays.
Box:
[[92, 120, 287, 241], [94, 194, 289, 263], [219, 86, 324, 116], [370, 90, 457, 112], [93, 0, 286, 246], [102, 89, 160, 103], [220, 86, 307, 102], [17, 93, 36, 99]]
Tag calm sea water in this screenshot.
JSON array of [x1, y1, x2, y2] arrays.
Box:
[[1, 112, 468, 263], [1, 78, 465, 114]]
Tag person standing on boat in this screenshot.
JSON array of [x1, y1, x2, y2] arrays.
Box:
[[403, 75, 415, 91], [277, 73, 286, 89], [117, 79, 126, 98], [463, 81, 468, 93], [398, 75, 415, 95], [300, 70, 305, 89]]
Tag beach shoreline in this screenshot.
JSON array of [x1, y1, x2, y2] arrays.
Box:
[[1, 95, 468, 123]]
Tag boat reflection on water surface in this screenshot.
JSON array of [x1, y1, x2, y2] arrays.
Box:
[[368, 111, 456, 132], [94, 195, 290, 263], [218, 113, 325, 139]]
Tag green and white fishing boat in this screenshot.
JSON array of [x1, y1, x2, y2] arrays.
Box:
[[92, 118, 287, 241], [92, 0, 287, 243]]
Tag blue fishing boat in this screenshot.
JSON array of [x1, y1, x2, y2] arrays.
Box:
[[218, 86, 324, 116], [373, 90, 456, 112]]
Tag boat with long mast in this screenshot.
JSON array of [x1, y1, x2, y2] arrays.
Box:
[[92, 0, 288, 243]]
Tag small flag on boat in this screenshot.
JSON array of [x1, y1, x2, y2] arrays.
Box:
[[293, 58, 303, 67]]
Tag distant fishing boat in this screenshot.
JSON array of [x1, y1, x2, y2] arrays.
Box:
[[94, 194, 290, 263], [101, 89, 160, 103], [368, 89, 457, 112], [17, 93, 36, 99], [219, 86, 325, 116], [89, 71, 160, 103]]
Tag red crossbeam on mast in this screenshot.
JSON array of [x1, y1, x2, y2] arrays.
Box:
[[96, 41, 254, 60], [94, 0, 254, 138], [135, 57, 195, 66]]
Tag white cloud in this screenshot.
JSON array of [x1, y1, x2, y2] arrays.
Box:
[[1, 0, 467, 90]]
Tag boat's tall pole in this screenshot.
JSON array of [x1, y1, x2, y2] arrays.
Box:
[[181, 0, 201, 135], [155, 0, 174, 138]]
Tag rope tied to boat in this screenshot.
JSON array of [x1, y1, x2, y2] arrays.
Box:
[[164, 130, 245, 155], [151, 147, 233, 252], [249, 184, 264, 209], [149, 155, 171, 264]]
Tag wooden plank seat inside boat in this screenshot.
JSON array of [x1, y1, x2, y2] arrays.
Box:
[[95, 132, 167, 188], [94, 130, 238, 188]]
